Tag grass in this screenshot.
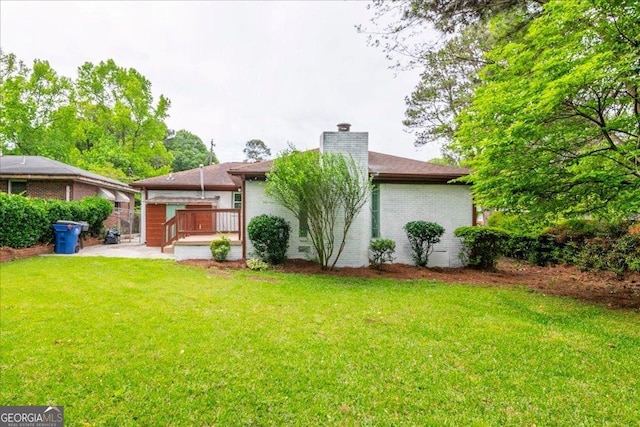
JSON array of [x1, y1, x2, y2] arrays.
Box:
[[1, 257, 639, 426]]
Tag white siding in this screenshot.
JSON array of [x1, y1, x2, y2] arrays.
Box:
[[147, 190, 235, 208], [378, 184, 473, 267], [245, 181, 472, 268]]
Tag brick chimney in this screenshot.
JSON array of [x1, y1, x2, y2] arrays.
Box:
[[319, 123, 369, 172], [318, 123, 370, 267]]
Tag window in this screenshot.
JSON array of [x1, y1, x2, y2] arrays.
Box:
[[371, 184, 380, 238], [8, 181, 27, 195], [299, 208, 308, 238], [232, 192, 242, 209]]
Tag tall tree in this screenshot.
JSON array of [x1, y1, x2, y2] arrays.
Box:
[[243, 139, 271, 162], [265, 149, 370, 270], [0, 50, 76, 161], [363, 1, 544, 157], [0, 53, 173, 182], [456, 0, 640, 218], [164, 129, 216, 171], [71, 59, 172, 181]]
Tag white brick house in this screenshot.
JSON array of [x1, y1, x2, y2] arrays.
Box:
[[230, 124, 474, 267]]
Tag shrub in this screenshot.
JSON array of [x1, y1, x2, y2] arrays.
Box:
[[369, 238, 396, 270], [403, 221, 445, 267], [246, 258, 270, 271], [528, 234, 559, 266], [78, 197, 113, 236], [210, 236, 231, 261], [247, 214, 291, 264], [617, 234, 640, 273], [0, 194, 114, 249], [454, 226, 509, 270], [0, 193, 48, 248]]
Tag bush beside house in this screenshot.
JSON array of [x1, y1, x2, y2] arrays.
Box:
[[0, 193, 113, 249]]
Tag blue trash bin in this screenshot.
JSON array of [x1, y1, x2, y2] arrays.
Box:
[[52, 221, 82, 254]]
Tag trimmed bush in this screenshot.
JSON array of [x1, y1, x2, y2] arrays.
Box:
[[0, 193, 48, 248], [403, 221, 445, 267], [369, 238, 396, 271], [247, 214, 291, 264], [0, 194, 114, 249], [210, 236, 231, 261], [454, 226, 508, 270]]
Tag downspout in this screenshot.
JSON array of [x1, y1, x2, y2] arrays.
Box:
[[241, 178, 246, 259], [199, 164, 205, 199]]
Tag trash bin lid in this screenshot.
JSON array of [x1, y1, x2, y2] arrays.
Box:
[[56, 220, 82, 225]]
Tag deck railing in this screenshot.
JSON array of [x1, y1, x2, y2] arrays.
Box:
[[161, 209, 241, 251]]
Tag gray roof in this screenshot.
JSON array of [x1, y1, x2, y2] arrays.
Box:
[[0, 155, 134, 191]]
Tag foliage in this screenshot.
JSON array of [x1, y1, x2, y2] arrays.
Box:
[[246, 258, 270, 271], [243, 139, 271, 163], [403, 221, 445, 267], [366, 1, 639, 219], [210, 236, 231, 261], [164, 129, 216, 171], [1, 51, 172, 182], [3, 257, 640, 425], [0, 193, 48, 248], [576, 235, 640, 278], [265, 149, 370, 270], [247, 214, 291, 265], [456, 0, 640, 219], [368, 238, 396, 270], [454, 226, 508, 270], [487, 211, 549, 235], [0, 194, 112, 248], [362, 1, 539, 160]]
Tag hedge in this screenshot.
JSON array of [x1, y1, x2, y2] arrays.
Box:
[[0, 194, 113, 249]]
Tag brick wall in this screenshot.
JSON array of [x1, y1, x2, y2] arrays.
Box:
[[0, 237, 102, 263], [379, 183, 473, 267], [26, 180, 70, 199], [73, 182, 99, 200], [319, 130, 371, 267]]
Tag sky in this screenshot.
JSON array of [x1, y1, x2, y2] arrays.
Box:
[[0, 1, 441, 163]]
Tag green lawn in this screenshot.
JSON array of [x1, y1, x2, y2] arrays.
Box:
[[1, 257, 639, 426]]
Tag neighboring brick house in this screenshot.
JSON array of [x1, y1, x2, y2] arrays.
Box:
[[229, 124, 474, 267], [0, 155, 137, 230], [131, 163, 245, 247]]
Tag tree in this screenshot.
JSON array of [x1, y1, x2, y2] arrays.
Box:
[[71, 59, 172, 181], [243, 139, 271, 162], [363, 1, 543, 157], [0, 52, 173, 182], [164, 130, 215, 171], [456, 0, 640, 219], [0, 50, 76, 161], [265, 149, 370, 270]]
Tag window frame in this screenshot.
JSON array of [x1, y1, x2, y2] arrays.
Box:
[[232, 192, 242, 209], [8, 180, 27, 195], [371, 184, 380, 238]]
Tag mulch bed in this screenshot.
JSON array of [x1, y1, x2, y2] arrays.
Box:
[[180, 258, 640, 311]]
